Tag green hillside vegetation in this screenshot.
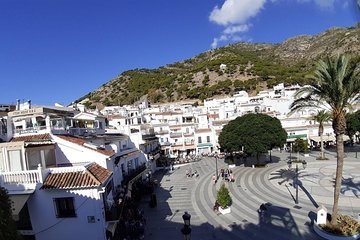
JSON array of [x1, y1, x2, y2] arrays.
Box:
[[74, 26, 360, 108]]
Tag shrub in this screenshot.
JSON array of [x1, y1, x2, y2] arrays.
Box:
[[320, 214, 360, 236], [216, 184, 232, 209]]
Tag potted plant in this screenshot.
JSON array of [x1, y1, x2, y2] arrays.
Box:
[[216, 183, 232, 214], [293, 138, 310, 157], [314, 214, 360, 239]]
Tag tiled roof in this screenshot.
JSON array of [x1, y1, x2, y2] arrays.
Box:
[[195, 128, 211, 133], [169, 123, 195, 129], [212, 120, 230, 125], [154, 111, 182, 115], [87, 162, 113, 184], [207, 114, 219, 119], [56, 135, 114, 156], [11, 133, 52, 142], [107, 114, 126, 120], [41, 163, 112, 190]]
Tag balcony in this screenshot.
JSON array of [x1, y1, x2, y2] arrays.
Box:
[[170, 132, 182, 138], [122, 164, 147, 187], [142, 133, 157, 140], [14, 126, 47, 135], [0, 169, 42, 191], [67, 128, 98, 136], [160, 141, 171, 146], [154, 130, 169, 135]]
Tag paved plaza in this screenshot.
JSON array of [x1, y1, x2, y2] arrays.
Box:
[[139, 149, 360, 240]]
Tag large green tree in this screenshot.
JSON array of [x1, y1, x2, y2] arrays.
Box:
[[346, 110, 360, 143], [218, 113, 287, 163], [290, 55, 360, 224], [309, 110, 332, 159], [0, 187, 21, 240]]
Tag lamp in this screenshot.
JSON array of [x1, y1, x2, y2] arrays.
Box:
[[182, 211, 191, 226], [215, 155, 218, 180], [288, 160, 307, 204]]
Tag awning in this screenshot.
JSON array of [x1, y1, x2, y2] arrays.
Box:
[[309, 135, 349, 143], [9, 192, 34, 220], [106, 220, 118, 236]]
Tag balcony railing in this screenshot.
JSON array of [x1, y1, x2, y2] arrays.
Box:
[[160, 141, 171, 146], [154, 130, 169, 135], [0, 170, 42, 185], [170, 133, 182, 138], [142, 134, 157, 140], [122, 164, 147, 187], [68, 128, 97, 136], [15, 126, 47, 135]]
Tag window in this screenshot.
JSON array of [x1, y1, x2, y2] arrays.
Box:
[[8, 150, 23, 171], [0, 148, 5, 171], [44, 149, 56, 167], [207, 136, 210, 143], [27, 150, 41, 170], [54, 197, 76, 218], [198, 137, 202, 143]]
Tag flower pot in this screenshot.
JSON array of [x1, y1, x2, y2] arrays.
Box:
[[313, 221, 360, 240], [218, 206, 231, 215]]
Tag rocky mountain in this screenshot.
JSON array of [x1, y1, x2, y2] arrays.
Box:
[[75, 26, 360, 108]]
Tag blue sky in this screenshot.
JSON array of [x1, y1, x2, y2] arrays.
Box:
[[0, 0, 359, 106]]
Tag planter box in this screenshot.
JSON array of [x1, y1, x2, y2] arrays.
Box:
[[218, 206, 231, 215], [313, 221, 360, 240]]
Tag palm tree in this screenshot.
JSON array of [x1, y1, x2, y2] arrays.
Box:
[[309, 110, 331, 159], [290, 55, 360, 225]]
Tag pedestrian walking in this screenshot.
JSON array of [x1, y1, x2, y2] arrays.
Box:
[[212, 174, 216, 184]]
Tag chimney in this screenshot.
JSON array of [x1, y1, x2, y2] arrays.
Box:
[[16, 99, 20, 110], [28, 100, 31, 109]]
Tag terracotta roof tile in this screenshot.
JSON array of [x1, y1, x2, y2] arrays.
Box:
[[212, 120, 230, 125], [41, 163, 112, 190], [11, 133, 52, 142], [207, 114, 219, 119], [56, 135, 114, 156], [87, 162, 113, 184], [169, 123, 195, 129], [195, 128, 211, 133]]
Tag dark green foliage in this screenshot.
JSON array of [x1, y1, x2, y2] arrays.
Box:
[[346, 111, 360, 142], [292, 138, 309, 153], [216, 184, 232, 209], [0, 187, 21, 240], [218, 113, 287, 162], [202, 75, 210, 85]]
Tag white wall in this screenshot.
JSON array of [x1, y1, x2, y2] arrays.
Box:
[[29, 187, 106, 240], [53, 136, 107, 167]]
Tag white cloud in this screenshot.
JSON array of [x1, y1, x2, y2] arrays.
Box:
[[314, 0, 335, 9], [211, 35, 229, 49], [209, 0, 266, 26], [297, 0, 336, 9], [223, 24, 251, 34], [209, 0, 264, 48], [208, 0, 342, 49]]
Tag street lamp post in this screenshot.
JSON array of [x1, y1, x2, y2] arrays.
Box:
[[215, 156, 218, 180], [287, 160, 307, 204]]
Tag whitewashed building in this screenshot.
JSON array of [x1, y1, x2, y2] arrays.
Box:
[[0, 103, 149, 240]]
